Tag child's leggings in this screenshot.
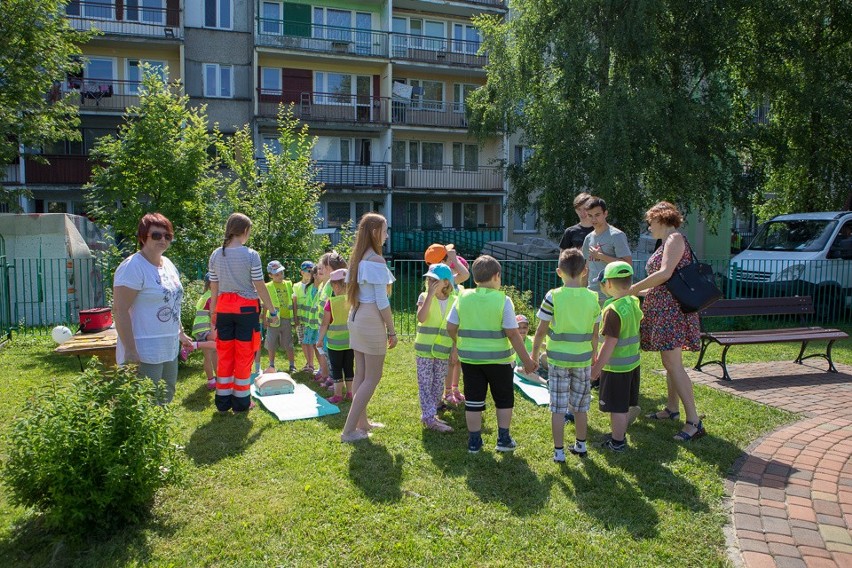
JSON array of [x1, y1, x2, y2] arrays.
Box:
[[215, 292, 260, 412], [416, 356, 449, 421]]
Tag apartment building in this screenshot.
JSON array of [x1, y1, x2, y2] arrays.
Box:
[[4, 0, 547, 254]]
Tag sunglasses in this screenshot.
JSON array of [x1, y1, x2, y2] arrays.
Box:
[[149, 231, 174, 242]]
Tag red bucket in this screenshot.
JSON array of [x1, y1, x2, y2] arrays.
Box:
[[79, 308, 113, 333]]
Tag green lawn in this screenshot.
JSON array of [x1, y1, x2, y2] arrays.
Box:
[[2, 334, 842, 567]]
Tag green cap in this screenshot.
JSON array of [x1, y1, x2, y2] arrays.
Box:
[[596, 261, 634, 283]]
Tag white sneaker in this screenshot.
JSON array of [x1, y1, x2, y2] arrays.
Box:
[[553, 448, 566, 463]]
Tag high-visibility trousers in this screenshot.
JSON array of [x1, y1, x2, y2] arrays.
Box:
[[215, 292, 261, 412]]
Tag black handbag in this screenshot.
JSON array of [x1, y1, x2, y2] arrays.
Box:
[[665, 240, 722, 313]]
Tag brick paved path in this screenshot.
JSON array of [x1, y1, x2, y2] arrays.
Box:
[[687, 361, 852, 568]]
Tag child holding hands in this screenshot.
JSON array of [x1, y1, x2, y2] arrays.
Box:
[[316, 268, 354, 403]]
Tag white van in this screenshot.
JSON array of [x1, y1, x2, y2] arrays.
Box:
[[728, 211, 852, 314]]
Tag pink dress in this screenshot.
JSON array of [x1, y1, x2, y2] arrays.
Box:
[[640, 236, 702, 352]]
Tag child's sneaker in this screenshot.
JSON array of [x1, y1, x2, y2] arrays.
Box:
[[600, 438, 626, 453], [468, 435, 483, 454], [569, 442, 587, 458], [326, 395, 343, 404], [423, 418, 453, 433], [553, 448, 566, 463], [345, 391, 353, 401], [495, 436, 517, 452], [288, 364, 297, 374], [206, 378, 216, 391]]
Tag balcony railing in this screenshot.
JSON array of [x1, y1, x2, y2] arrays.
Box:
[[391, 33, 486, 67], [392, 101, 471, 128], [391, 165, 503, 192], [66, 1, 182, 39], [61, 79, 175, 112], [256, 20, 388, 57], [257, 91, 390, 125], [390, 227, 503, 256], [455, 0, 507, 7], [257, 159, 388, 188], [25, 155, 93, 185]]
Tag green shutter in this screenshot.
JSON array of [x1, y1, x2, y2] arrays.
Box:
[[284, 2, 310, 37]]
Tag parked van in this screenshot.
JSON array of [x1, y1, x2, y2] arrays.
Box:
[[728, 211, 852, 314]]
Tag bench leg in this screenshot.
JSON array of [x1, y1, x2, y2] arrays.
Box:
[[827, 340, 838, 373], [719, 345, 732, 381], [694, 338, 711, 371], [794, 341, 810, 365], [797, 340, 840, 373]]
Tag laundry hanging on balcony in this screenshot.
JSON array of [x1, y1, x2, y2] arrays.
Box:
[[392, 81, 413, 100]]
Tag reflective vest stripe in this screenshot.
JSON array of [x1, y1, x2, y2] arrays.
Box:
[[547, 331, 594, 342], [417, 326, 441, 334], [609, 354, 641, 366], [413, 291, 455, 360], [192, 291, 211, 336], [328, 324, 348, 332], [544, 286, 601, 368], [457, 329, 506, 339], [616, 336, 640, 347], [326, 294, 350, 351], [458, 348, 514, 360], [548, 350, 595, 363], [602, 295, 643, 373]]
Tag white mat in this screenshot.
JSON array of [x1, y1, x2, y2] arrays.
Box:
[[513, 371, 550, 406], [250, 383, 340, 421]]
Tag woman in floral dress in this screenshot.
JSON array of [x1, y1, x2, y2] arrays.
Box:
[[629, 202, 705, 441]]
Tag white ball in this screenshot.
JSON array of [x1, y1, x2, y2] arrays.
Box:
[[52, 326, 73, 344]]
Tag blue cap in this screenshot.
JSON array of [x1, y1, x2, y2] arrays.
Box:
[[424, 263, 453, 282], [300, 261, 315, 271]]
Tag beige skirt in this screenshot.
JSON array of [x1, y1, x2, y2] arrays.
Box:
[[348, 302, 387, 355]]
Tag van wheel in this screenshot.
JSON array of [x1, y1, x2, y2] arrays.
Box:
[[814, 284, 845, 322]]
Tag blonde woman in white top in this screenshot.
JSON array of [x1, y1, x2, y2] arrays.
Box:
[[341, 213, 397, 443]]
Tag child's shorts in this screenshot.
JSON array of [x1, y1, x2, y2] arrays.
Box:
[[195, 331, 211, 343], [548, 365, 591, 414], [460, 362, 514, 411], [265, 320, 293, 352], [598, 367, 641, 414], [296, 323, 305, 343], [303, 326, 319, 346]]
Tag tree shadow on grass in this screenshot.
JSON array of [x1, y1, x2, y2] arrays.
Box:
[[184, 412, 266, 466], [0, 508, 177, 568], [347, 440, 404, 503], [553, 456, 661, 540]]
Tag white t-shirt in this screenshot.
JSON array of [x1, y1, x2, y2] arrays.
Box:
[[417, 292, 450, 316], [114, 253, 183, 365]]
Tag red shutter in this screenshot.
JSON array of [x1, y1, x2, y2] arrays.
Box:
[[116, 0, 124, 21], [283, 68, 313, 104], [166, 0, 179, 27]]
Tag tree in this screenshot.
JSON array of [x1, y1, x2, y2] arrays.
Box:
[[468, 1, 745, 235], [218, 104, 325, 263], [732, 0, 852, 219], [0, 0, 92, 206], [86, 71, 225, 269]]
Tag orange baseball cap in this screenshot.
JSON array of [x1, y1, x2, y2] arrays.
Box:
[[424, 243, 447, 264]]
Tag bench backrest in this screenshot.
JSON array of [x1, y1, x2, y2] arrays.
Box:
[[699, 296, 815, 318]]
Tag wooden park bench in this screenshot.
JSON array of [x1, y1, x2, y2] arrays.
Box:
[[694, 296, 848, 381]]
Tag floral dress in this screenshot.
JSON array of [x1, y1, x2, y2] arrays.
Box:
[[640, 235, 702, 352]]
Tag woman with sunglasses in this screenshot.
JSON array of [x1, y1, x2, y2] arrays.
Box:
[[114, 212, 193, 404]]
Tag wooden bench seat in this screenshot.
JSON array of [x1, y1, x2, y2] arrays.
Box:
[[694, 297, 848, 381]]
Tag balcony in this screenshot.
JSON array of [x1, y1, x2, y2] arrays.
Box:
[[258, 159, 388, 189], [391, 34, 486, 67], [392, 101, 470, 128], [256, 20, 388, 58], [390, 226, 503, 256], [391, 165, 503, 192], [66, 1, 182, 39], [257, 91, 390, 125], [62, 79, 177, 113], [25, 155, 93, 185]]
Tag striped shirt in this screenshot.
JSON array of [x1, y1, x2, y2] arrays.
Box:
[[208, 246, 263, 299]]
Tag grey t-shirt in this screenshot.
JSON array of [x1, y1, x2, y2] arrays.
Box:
[[582, 225, 631, 293], [208, 246, 263, 299]]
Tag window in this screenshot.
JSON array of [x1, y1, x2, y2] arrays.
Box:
[[452, 143, 479, 171], [514, 145, 533, 165], [262, 136, 282, 155], [126, 60, 166, 94], [453, 203, 479, 229], [513, 207, 537, 233], [315, 72, 370, 104], [66, 0, 114, 19], [125, 0, 164, 24], [453, 23, 481, 54], [422, 143, 443, 170], [453, 83, 477, 113], [203, 64, 233, 98], [326, 202, 351, 228], [81, 58, 115, 93], [261, 2, 281, 34], [261, 67, 281, 95], [409, 79, 443, 110], [355, 202, 372, 222], [204, 0, 231, 29], [421, 203, 443, 229], [340, 139, 351, 163]]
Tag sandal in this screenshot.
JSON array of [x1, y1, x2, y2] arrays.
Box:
[[674, 420, 706, 442], [452, 386, 465, 403], [646, 407, 680, 421]]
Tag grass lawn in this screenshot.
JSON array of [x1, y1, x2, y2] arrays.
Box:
[[2, 333, 845, 567]]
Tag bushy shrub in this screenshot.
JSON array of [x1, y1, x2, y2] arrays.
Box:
[[181, 276, 206, 333], [502, 285, 535, 323], [3, 362, 182, 532]]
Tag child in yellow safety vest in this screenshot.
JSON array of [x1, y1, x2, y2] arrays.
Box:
[[414, 263, 456, 433], [191, 273, 219, 390], [316, 268, 353, 404], [313, 251, 348, 389], [292, 261, 316, 373], [262, 260, 296, 374], [447, 255, 537, 454], [590, 261, 643, 453], [532, 248, 601, 462]]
